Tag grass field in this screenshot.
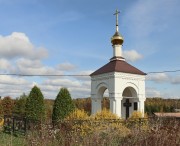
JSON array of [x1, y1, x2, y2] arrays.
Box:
[[0, 132, 26, 146]]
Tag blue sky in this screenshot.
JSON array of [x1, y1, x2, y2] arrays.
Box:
[[0, 0, 179, 99]]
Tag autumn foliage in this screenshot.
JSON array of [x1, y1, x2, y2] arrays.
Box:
[[1, 96, 14, 115], [92, 108, 119, 120]]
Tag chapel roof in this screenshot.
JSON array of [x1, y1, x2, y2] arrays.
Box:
[[90, 59, 146, 76]]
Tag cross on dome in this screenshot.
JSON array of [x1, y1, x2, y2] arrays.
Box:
[[113, 9, 120, 32], [111, 9, 124, 46]]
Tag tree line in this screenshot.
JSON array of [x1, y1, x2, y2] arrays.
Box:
[[0, 88, 180, 122]]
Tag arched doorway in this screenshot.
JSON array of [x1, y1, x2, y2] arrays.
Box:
[[102, 89, 110, 110], [122, 87, 137, 98], [122, 87, 138, 119], [97, 86, 110, 110]]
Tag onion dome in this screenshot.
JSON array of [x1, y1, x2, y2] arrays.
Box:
[[111, 31, 124, 45]]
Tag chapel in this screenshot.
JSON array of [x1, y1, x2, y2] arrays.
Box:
[[90, 10, 146, 119]]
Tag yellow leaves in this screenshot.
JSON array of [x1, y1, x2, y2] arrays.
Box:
[[0, 117, 4, 127], [91, 108, 119, 120], [129, 111, 148, 119], [71, 121, 93, 137], [66, 109, 89, 120], [69, 119, 130, 139], [65, 109, 131, 140], [129, 111, 144, 119]]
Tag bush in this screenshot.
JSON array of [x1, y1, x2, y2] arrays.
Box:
[[66, 109, 89, 120], [91, 108, 119, 120], [129, 111, 144, 119]]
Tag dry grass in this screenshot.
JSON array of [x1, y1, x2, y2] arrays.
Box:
[[25, 118, 180, 146], [1, 117, 180, 146], [122, 118, 180, 146]]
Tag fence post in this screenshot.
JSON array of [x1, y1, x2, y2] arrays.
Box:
[[24, 117, 27, 135], [12, 116, 15, 133]]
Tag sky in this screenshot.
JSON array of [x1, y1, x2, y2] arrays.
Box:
[[0, 0, 180, 99]]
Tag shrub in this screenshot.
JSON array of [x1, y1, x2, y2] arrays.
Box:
[[91, 108, 119, 120], [66, 109, 89, 120], [130, 111, 144, 119]]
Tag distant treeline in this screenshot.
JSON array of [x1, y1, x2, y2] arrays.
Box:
[[58, 97, 180, 115], [0, 96, 180, 120], [73, 97, 180, 115], [145, 98, 180, 115]]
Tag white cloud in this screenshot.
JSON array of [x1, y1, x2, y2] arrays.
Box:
[[171, 75, 180, 84], [16, 58, 42, 68], [123, 50, 143, 62], [10, 58, 63, 75], [146, 73, 180, 98], [146, 73, 180, 85], [57, 62, 77, 71], [74, 70, 92, 81], [0, 76, 32, 98], [43, 78, 81, 87], [146, 85, 180, 99], [0, 75, 29, 85], [0, 58, 11, 70], [0, 32, 48, 59], [69, 87, 90, 98], [146, 73, 169, 83], [146, 87, 161, 97], [40, 76, 91, 98]]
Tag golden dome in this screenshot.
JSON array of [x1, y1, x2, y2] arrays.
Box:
[[111, 31, 124, 45]]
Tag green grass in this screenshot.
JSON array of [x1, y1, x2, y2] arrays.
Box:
[[0, 131, 26, 146]]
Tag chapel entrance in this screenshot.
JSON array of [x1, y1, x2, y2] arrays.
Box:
[[97, 86, 110, 111], [101, 89, 110, 110], [122, 87, 137, 119]]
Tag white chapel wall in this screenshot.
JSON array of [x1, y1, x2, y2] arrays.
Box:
[[91, 72, 146, 118]]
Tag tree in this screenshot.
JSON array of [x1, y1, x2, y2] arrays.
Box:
[[25, 86, 45, 121], [13, 93, 27, 116], [2, 96, 14, 115], [52, 88, 75, 123]]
